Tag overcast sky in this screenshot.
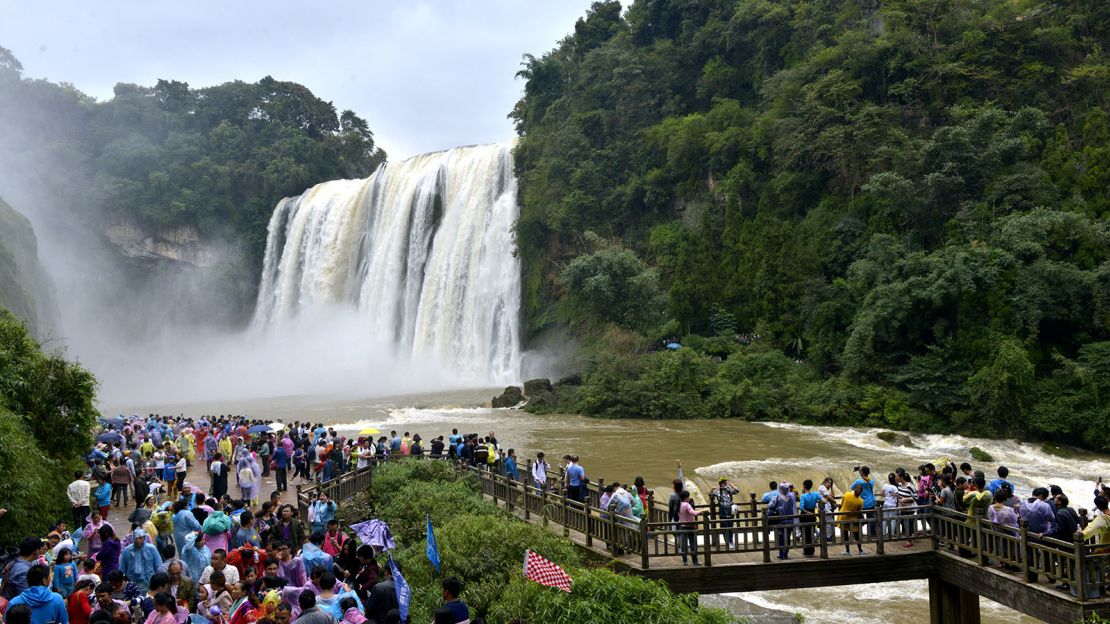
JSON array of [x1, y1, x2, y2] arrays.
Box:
[[1, 1, 595, 160]]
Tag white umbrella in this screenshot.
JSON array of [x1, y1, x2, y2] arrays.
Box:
[[269, 422, 285, 432]]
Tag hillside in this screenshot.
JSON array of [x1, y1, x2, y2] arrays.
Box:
[[512, 0, 1110, 450], [0, 196, 55, 336]]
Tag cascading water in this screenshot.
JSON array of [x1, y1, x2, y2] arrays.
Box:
[[252, 142, 521, 384]]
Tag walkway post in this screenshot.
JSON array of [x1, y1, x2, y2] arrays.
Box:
[[640, 517, 649, 569], [541, 487, 548, 528], [876, 506, 885, 555], [702, 513, 712, 567], [1019, 521, 1030, 582], [975, 518, 987, 566], [584, 495, 593, 548], [708, 491, 719, 548], [1075, 535, 1089, 603], [647, 491, 655, 522], [818, 506, 829, 559], [762, 511, 772, 564]]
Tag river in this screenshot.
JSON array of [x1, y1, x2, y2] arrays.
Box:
[[113, 388, 1107, 624]]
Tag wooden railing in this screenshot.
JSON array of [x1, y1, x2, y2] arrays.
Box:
[[305, 456, 1108, 603], [295, 464, 373, 517], [463, 464, 1108, 602]]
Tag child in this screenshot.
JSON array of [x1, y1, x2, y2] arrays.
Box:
[[52, 547, 79, 597], [78, 558, 101, 586], [67, 578, 96, 624], [339, 597, 366, 624]]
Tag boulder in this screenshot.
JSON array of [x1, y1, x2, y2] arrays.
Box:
[[969, 447, 994, 463], [491, 386, 524, 408], [876, 431, 915, 447], [556, 373, 583, 387], [523, 378, 553, 397]]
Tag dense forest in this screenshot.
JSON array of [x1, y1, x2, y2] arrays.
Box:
[[0, 47, 386, 318], [512, 0, 1110, 451]]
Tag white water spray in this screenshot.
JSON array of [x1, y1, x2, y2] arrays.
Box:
[[252, 142, 522, 384]]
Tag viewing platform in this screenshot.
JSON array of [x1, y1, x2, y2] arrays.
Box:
[[300, 459, 1110, 624]]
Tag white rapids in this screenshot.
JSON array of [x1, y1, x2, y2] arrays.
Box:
[[252, 142, 522, 383]]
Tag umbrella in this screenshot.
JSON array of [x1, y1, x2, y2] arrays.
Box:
[[104, 416, 125, 428], [359, 428, 381, 435], [246, 424, 272, 434], [269, 422, 285, 432], [666, 342, 681, 350], [97, 431, 123, 444]]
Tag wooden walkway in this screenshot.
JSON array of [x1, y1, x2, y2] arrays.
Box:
[[302, 458, 1110, 624]]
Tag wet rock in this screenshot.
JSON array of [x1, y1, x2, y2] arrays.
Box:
[[523, 378, 553, 397], [969, 447, 994, 462], [876, 431, 915, 447], [556, 373, 583, 387], [491, 386, 524, 408]]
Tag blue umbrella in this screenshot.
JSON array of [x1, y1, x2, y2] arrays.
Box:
[[104, 416, 125, 428], [246, 424, 272, 434], [666, 342, 681, 350], [97, 431, 123, 444]]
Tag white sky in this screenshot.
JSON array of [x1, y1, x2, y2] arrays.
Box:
[[0, 1, 595, 160]]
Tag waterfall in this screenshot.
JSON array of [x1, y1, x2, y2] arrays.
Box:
[[252, 142, 521, 383]]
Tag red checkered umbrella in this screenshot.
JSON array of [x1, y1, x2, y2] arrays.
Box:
[[523, 549, 573, 592]]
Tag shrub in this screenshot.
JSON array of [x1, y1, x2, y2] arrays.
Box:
[[488, 567, 738, 624]]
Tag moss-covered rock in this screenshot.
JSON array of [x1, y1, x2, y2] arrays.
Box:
[[969, 447, 994, 463]]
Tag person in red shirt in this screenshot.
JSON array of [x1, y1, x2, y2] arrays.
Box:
[[67, 579, 96, 624]]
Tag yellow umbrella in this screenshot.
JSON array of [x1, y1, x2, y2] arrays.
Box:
[[359, 427, 381, 435]]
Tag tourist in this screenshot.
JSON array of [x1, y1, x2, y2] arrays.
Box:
[[237, 458, 254, 504], [52, 548, 79, 598], [716, 478, 739, 547], [171, 500, 202, 558], [199, 549, 240, 585], [310, 493, 337, 536], [881, 473, 899, 538], [111, 459, 133, 508], [210, 454, 230, 501], [95, 525, 122, 576], [68, 472, 92, 531], [439, 577, 469, 624], [531, 452, 549, 491], [301, 533, 334, 578], [1021, 487, 1056, 537], [798, 480, 821, 557], [503, 449, 519, 481], [565, 456, 586, 504], [144, 591, 179, 624], [274, 505, 306, 553], [119, 528, 163, 592], [677, 490, 704, 566], [987, 466, 1013, 495], [760, 481, 778, 504], [95, 478, 113, 520], [83, 511, 111, 554], [768, 483, 797, 560], [233, 511, 262, 549], [180, 532, 210, 582], [67, 579, 96, 624], [839, 482, 865, 556], [850, 467, 877, 538], [895, 471, 917, 546], [295, 591, 336, 624], [1081, 496, 1110, 544], [272, 442, 290, 493], [166, 562, 195, 612], [8, 564, 68, 624], [817, 477, 837, 540]]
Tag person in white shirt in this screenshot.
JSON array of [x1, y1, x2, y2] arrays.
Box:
[[199, 549, 240, 585], [67, 471, 91, 532], [532, 452, 549, 491]]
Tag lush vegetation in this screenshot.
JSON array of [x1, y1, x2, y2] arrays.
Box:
[[0, 46, 386, 318], [0, 310, 99, 540], [357, 460, 738, 624], [0, 197, 52, 335], [513, 0, 1110, 450]]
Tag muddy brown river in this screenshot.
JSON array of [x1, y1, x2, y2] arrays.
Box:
[[115, 388, 1108, 623]]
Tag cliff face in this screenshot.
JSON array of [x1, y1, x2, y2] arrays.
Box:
[[0, 197, 56, 336], [103, 219, 228, 268]]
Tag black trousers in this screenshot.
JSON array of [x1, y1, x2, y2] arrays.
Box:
[[275, 467, 288, 492]]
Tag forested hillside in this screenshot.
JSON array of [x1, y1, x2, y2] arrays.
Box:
[[513, 0, 1110, 450], [0, 47, 386, 319]]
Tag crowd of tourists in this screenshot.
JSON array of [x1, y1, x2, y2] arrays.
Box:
[[2, 411, 1109, 624], [0, 415, 502, 624]]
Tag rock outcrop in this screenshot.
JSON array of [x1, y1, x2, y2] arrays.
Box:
[[491, 386, 525, 408], [104, 218, 226, 268]]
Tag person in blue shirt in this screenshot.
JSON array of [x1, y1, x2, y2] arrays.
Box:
[[440, 577, 469, 623], [272, 444, 290, 492], [118, 528, 164, 592], [987, 466, 1014, 495], [390, 431, 402, 452], [760, 481, 779, 504], [850, 466, 878, 537], [51, 548, 78, 598], [504, 449, 519, 481], [565, 456, 586, 503], [9, 565, 68, 624], [798, 479, 823, 557]]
